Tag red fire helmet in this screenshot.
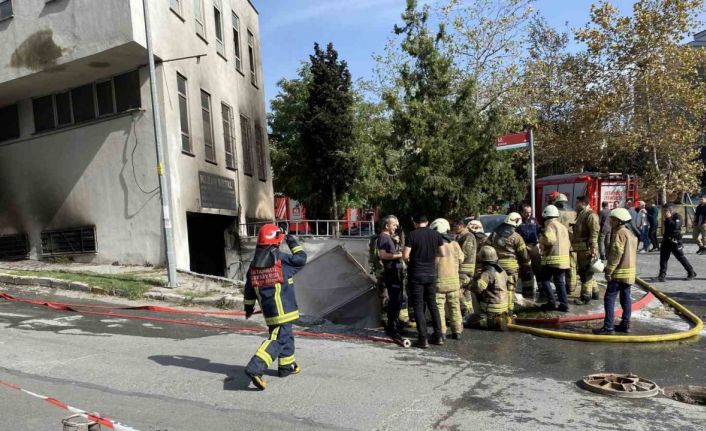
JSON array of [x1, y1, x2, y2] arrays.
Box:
[[257, 224, 284, 246]]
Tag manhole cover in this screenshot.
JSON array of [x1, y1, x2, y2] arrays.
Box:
[[663, 386, 706, 406], [578, 373, 660, 398]]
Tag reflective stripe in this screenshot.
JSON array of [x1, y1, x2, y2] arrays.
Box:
[[244, 299, 256, 306], [288, 278, 294, 285], [255, 340, 273, 365], [266, 310, 300, 325], [279, 355, 296, 366], [460, 264, 475, 273], [274, 283, 285, 316], [291, 246, 303, 254], [480, 303, 508, 314], [541, 255, 570, 265], [477, 279, 489, 291], [498, 259, 519, 270], [437, 276, 460, 288], [254, 286, 262, 303]]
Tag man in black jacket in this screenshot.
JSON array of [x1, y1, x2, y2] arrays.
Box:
[[695, 195, 706, 255], [658, 204, 697, 282]]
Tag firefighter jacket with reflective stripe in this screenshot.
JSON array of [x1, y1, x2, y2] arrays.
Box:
[[456, 230, 477, 284], [473, 265, 508, 314], [485, 230, 530, 274], [572, 206, 600, 252], [540, 219, 571, 269], [244, 236, 307, 326], [436, 240, 464, 293], [605, 224, 637, 284]]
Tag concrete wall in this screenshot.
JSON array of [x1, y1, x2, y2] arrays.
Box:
[[142, 0, 273, 269], [0, 0, 274, 271], [0, 69, 164, 264]]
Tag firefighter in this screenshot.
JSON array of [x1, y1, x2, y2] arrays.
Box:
[[453, 219, 477, 317], [485, 212, 531, 316], [572, 196, 601, 305], [464, 246, 509, 331], [244, 224, 307, 390], [552, 193, 578, 295], [593, 208, 638, 334], [517, 204, 541, 298], [539, 205, 571, 312], [468, 220, 487, 243], [430, 218, 465, 340]]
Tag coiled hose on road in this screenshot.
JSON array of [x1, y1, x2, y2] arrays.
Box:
[[508, 277, 704, 343]]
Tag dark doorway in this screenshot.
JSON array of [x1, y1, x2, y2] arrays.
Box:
[[186, 212, 236, 276]]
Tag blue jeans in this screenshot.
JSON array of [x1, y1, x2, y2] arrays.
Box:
[[541, 266, 568, 309], [640, 226, 649, 252], [604, 281, 631, 329]]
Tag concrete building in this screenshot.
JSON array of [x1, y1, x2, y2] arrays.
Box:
[[0, 0, 274, 276]]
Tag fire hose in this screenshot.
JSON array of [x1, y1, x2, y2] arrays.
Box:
[[507, 277, 704, 343]]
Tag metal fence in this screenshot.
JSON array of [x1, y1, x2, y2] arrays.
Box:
[[241, 220, 375, 238]]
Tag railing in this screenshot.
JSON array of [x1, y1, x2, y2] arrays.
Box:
[[241, 220, 375, 238]]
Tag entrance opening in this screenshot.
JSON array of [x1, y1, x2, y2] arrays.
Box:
[[186, 212, 236, 276]]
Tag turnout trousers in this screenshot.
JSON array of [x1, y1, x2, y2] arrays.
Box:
[[435, 289, 463, 335], [576, 250, 597, 298], [245, 323, 296, 376]]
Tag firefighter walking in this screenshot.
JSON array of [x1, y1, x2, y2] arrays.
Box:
[[485, 213, 531, 316], [244, 224, 307, 390], [572, 196, 601, 305]]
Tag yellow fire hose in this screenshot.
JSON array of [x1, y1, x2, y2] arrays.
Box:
[[507, 277, 704, 343]]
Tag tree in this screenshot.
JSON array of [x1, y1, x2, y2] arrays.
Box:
[[382, 0, 526, 219], [268, 65, 311, 200], [577, 0, 706, 202]]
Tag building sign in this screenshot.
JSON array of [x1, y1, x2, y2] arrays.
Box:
[[601, 183, 626, 209], [496, 132, 529, 151], [198, 172, 237, 211]]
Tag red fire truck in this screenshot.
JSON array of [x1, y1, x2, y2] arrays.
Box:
[[534, 173, 639, 219]]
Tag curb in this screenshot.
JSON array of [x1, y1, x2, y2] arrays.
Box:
[[0, 272, 243, 310]]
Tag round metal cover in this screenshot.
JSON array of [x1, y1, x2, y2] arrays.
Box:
[[578, 373, 660, 398]]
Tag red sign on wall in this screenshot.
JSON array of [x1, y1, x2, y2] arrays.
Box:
[[496, 132, 529, 151]]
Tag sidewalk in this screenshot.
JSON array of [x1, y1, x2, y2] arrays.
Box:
[[0, 260, 244, 308]]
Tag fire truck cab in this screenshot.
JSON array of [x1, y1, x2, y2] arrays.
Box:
[[534, 173, 639, 219]]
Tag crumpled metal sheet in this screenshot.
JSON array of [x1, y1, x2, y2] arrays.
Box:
[[294, 245, 380, 329]]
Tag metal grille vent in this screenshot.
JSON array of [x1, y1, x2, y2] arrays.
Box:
[[0, 234, 29, 260], [41, 227, 97, 256]]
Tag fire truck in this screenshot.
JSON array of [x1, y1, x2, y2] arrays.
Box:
[[534, 173, 639, 218]]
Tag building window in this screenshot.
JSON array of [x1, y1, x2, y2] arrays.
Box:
[[96, 80, 116, 117], [194, 0, 205, 38], [213, 0, 224, 56], [31, 70, 141, 133], [71, 84, 96, 124], [0, 104, 19, 142], [201, 90, 216, 163], [255, 123, 268, 181], [33, 96, 55, 132], [232, 12, 242, 72], [0, 0, 13, 21], [222, 103, 235, 169], [169, 0, 181, 14], [114, 70, 141, 112], [177, 73, 191, 153], [248, 31, 257, 86], [240, 115, 253, 176], [55, 91, 72, 126]]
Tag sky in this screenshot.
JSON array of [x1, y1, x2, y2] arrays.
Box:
[[255, 0, 701, 110]]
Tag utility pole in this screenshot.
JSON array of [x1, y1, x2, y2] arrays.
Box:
[[143, 0, 178, 287]]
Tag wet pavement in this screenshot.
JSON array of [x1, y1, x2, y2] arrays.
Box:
[[0, 247, 704, 430]]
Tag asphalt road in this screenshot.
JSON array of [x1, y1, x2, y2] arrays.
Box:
[[0, 248, 705, 430]]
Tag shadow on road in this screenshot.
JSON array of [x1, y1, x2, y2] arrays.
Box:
[[148, 355, 278, 391]]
